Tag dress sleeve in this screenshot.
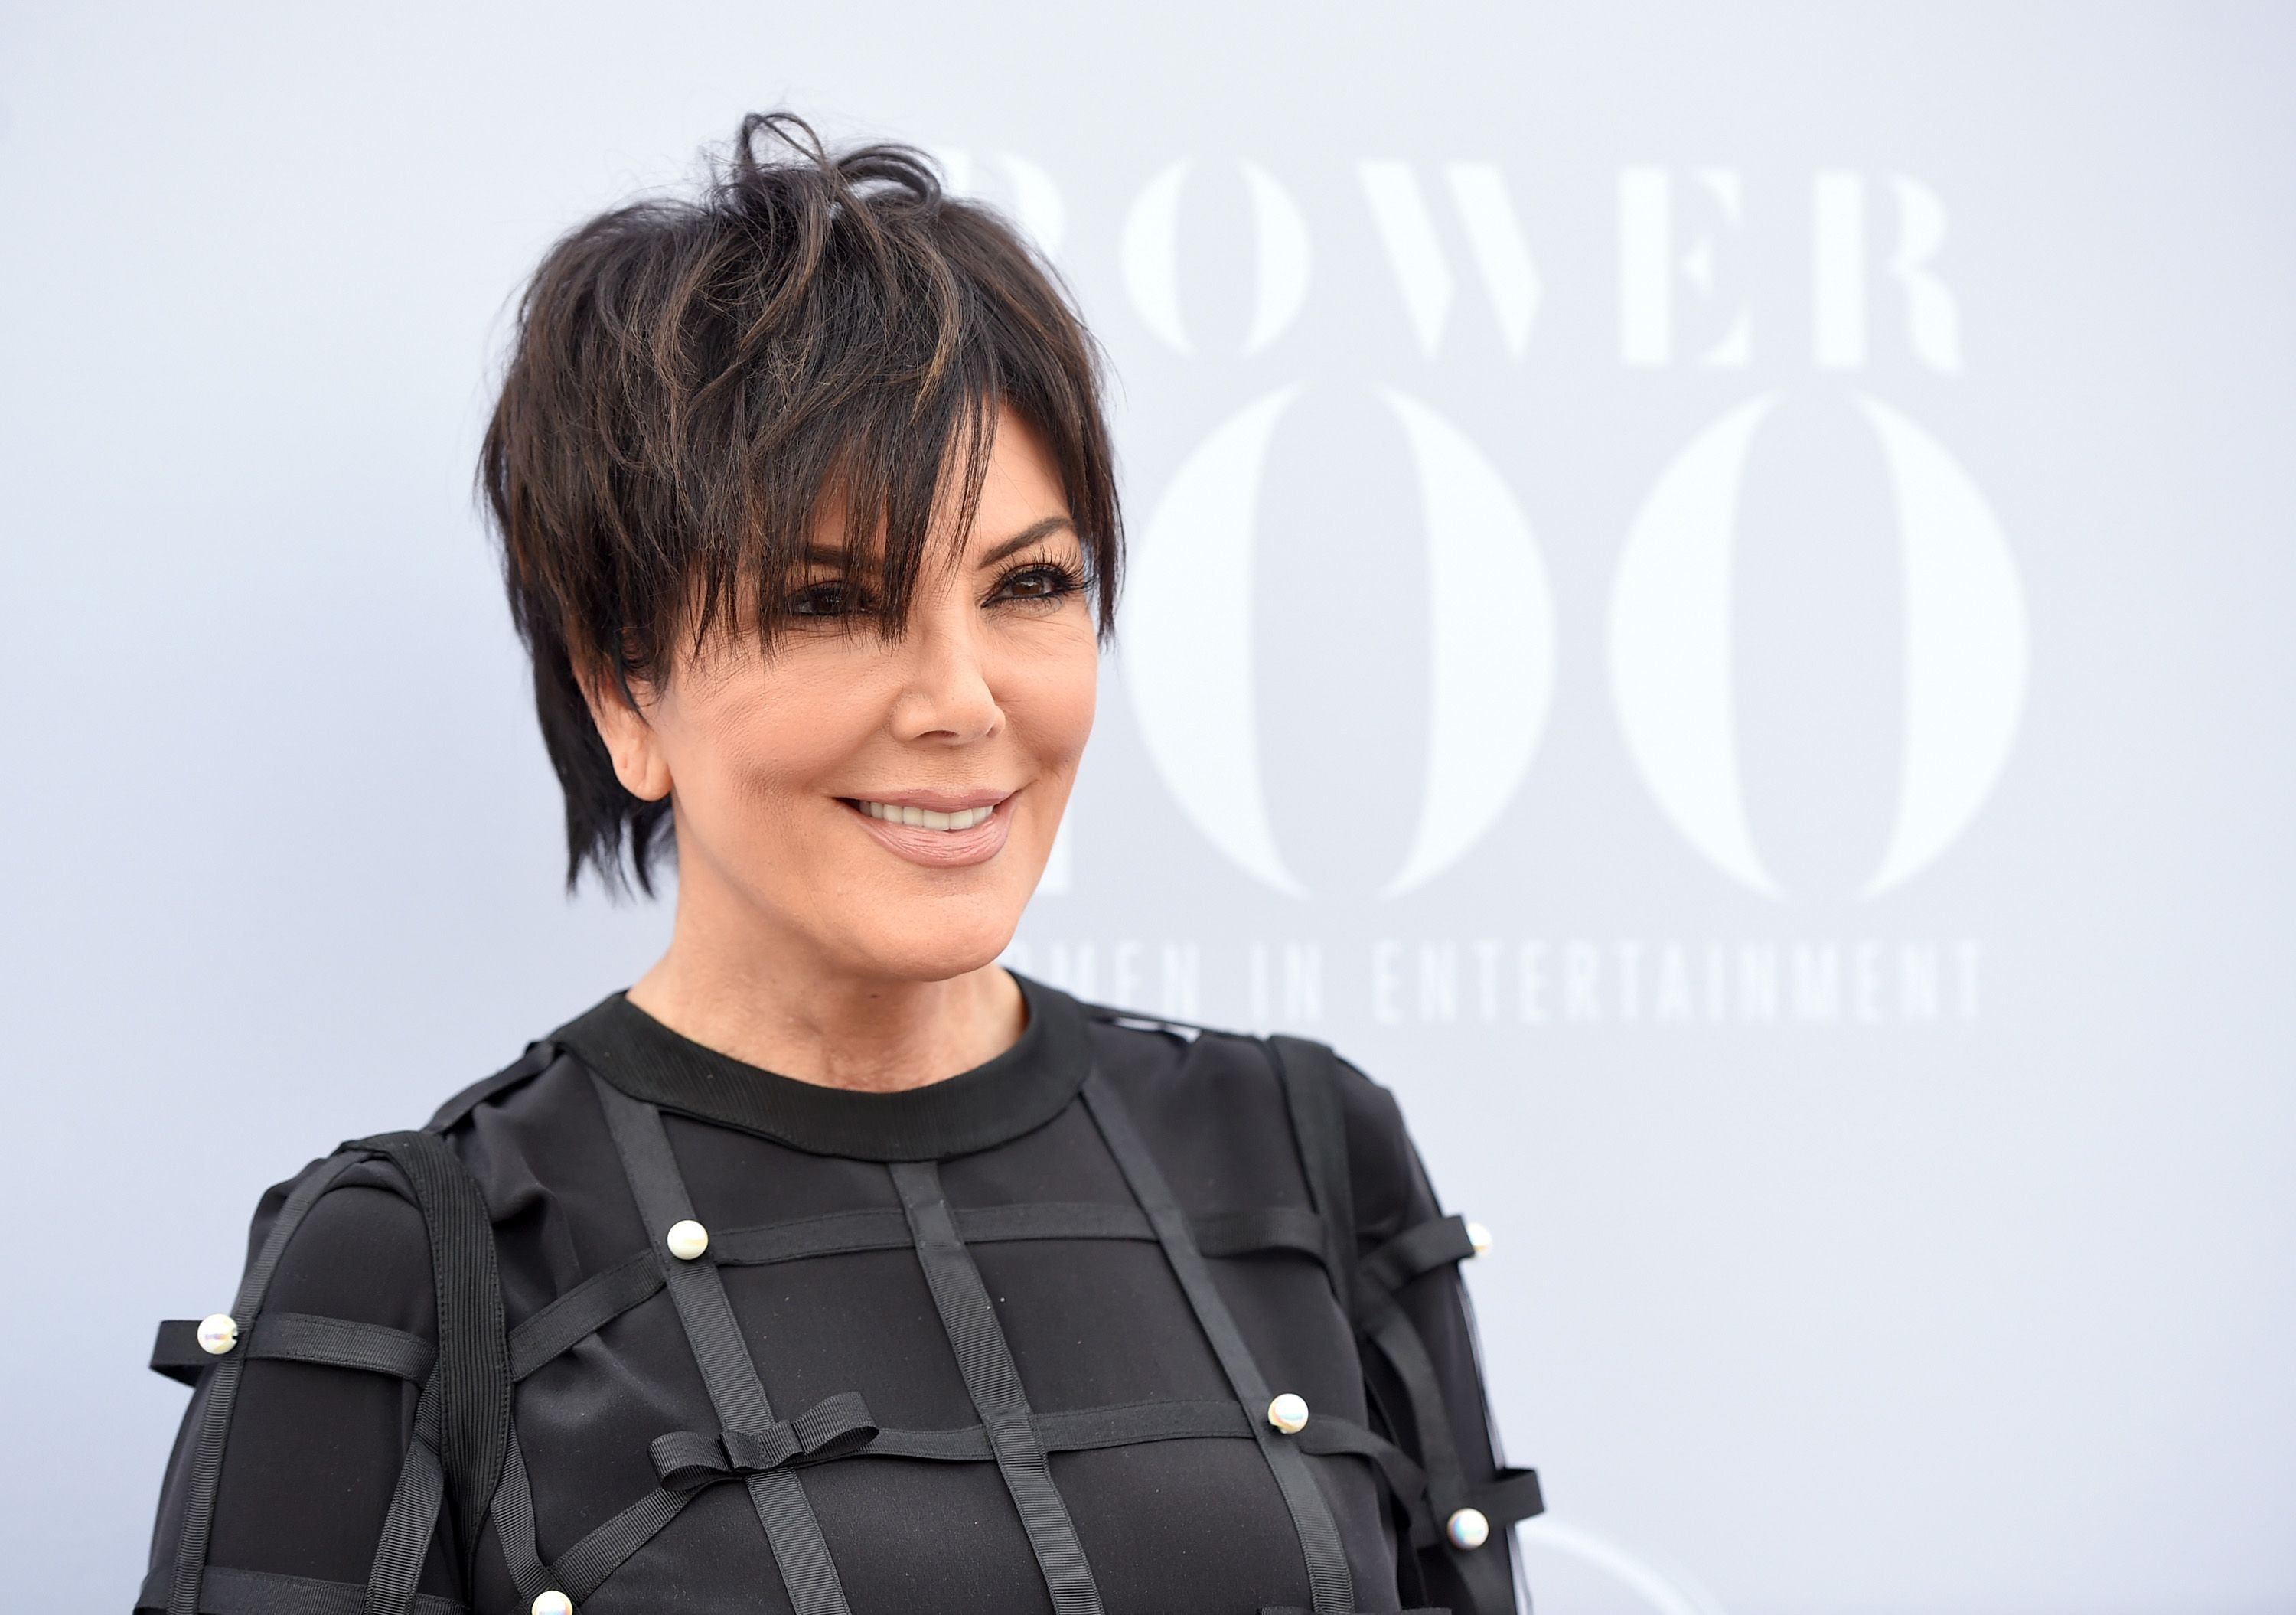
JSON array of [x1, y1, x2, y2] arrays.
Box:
[[1335, 1059, 1539, 1615], [137, 1153, 456, 1613]]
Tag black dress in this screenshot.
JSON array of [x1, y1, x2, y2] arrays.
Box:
[[138, 972, 1540, 1615]]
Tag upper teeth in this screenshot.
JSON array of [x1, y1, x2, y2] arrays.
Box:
[[857, 800, 996, 831]]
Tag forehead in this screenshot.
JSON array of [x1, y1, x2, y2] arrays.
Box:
[[966, 407, 1071, 529], [815, 406, 1075, 562]]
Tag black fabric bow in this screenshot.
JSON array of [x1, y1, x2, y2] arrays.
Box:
[[649, 1392, 879, 1492]]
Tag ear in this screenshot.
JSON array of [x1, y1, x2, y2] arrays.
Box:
[[574, 657, 673, 802]]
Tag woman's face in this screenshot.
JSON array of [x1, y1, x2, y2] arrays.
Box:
[[591, 406, 1097, 984]]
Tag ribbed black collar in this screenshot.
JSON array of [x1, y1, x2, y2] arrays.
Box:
[[549, 970, 1090, 1162]]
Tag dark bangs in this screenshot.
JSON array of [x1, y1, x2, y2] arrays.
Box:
[[479, 112, 1122, 896]]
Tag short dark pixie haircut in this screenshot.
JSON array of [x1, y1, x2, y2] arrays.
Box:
[[481, 112, 1122, 896]]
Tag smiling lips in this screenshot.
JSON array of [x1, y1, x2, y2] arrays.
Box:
[[843, 793, 1014, 867], [853, 799, 996, 832]]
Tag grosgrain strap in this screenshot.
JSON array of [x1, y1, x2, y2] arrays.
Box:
[[260, 1313, 436, 1384], [138, 1561, 468, 1614], [891, 1160, 1106, 1615], [1360, 1297, 1470, 1520], [164, 1149, 370, 1615], [1082, 1070, 1356, 1614], [589, 1076, 853, 1615], [365, 1378, 448, 1615], [150, 1314, 435, 1387], [533, 1483, 696, 1604], [1358, 1215, 1477, 1305], [1267, 1036, 1358, 1322], [1474, 1467, 1545, 1528], [501, 1201, 1326, 1385], [482, 1427, 551, 1605], [510, 1398, 1413, 1604], [1363, 1290, 1540, 1610], [356, 1130, 510, 1593], [507, 1258, 667, 1382]]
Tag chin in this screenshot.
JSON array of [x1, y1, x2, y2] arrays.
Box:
[[832, 904, 1024, 984]]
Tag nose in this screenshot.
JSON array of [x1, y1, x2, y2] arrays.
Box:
[[886, 600, 1003, 746]]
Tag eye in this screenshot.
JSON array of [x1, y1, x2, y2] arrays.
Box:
[[993, 561, 1084, 605], [788, 579, 878, 618]]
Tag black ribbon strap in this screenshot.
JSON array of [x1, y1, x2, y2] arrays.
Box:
[[137, 1561, 470, 1614], [149, 1313, 435, 1388], [1472, 1466, 1546, 1529], [651, 1393, 880, 1492], [1193, 1206, 1329, 1264], [589, 1076, 853, 1615], [507, 1254, 665, 1382], [1358, 1215, 1478, 1307], [548, 1486, 696, 1604], [355, 1129, 512, 1594], [164, 1148, 370, 1615], [891, 1160, 1107, 1615], [482, 1426, 551, 1606], [1361, 1297, 1473, 1522], [1296, 1418, 1434, 1548], [1267, 1036, 1358, 1322], [1082, 1070, 1357, 1615], [501, 1202, 1334, 1387], [365, 1377, 448, 1615]]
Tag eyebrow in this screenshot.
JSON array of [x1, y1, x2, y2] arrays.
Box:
[[976, 515, 1076, 568], [797, 516, 1075, 573]]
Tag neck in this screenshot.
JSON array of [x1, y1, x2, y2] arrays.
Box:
[[624, 873, 1026, 1095]]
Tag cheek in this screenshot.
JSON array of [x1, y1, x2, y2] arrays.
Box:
[[664, 661, 877, 826], [1008, 630, 1100, 772]]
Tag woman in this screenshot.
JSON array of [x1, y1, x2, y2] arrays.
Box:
[[136, 113, 1539, 1615]]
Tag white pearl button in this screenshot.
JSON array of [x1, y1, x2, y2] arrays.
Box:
[[1446, 1506, 1491, 1550], [664, 1219, 709, 1261], [532, 1592, 573, 1615], [1466, 1220, 1493, 1258], [1267, 1392, 1309, 1434], [196, 1313, 238, 1356]]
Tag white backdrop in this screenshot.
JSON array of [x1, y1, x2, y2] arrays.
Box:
[[4, 4, 2292, 1610]]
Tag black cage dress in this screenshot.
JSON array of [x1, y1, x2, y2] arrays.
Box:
[[138, 972, 1541, 1615]]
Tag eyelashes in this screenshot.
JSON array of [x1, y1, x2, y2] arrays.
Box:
[[781, 556, 1086, 620], [989, 557, 1086, 606], [785, 579, 877, 618]]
